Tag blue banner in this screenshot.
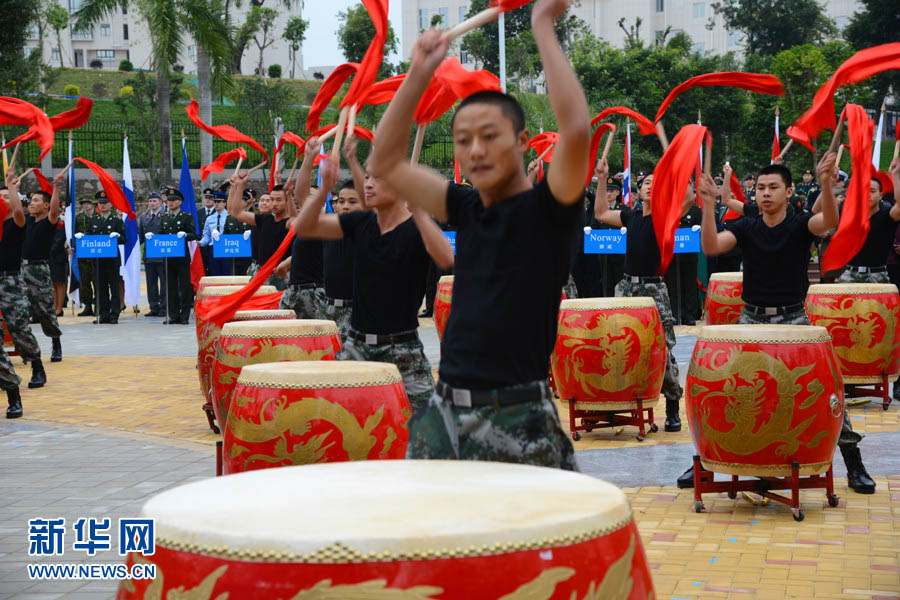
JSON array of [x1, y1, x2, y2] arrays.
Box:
[[583, 227, 700, 255], [146, 235, 186, 258], [443, 231, 456, 255], [213, 234, 252, 258], [76, 235, 119, 259], [673, 227, 701, 253]]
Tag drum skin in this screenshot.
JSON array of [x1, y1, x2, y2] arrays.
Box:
[[211, 319, 342, 426], [685, 325, 844, 477], [705, 272, 744, 325], [434, 275, 453, 341], [195, 285, 278, 405], [551, 298, 666, 410], [117, 462, 654, 600], [805, 283, 900, 384], [223, 362, 410, 474], [195, 276, 251, 299]]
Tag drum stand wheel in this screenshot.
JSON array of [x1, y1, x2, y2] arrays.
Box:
[[845, 374, 893, 411], [567, 398, 657, 442], [690, 455, 839, 520], [202, 402, 221, 435]]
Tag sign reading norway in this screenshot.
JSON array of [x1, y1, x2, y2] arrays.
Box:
[[146, 235, 185, 259], [584, 227, 701, 255], [213, 234, 252, 258], [76, 235, 119, 259]]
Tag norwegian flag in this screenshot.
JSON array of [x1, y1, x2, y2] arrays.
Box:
[[623, 124, 632, 207]]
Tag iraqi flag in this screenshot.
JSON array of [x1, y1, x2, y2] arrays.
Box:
[[179, 138, 205, 290], [121, 138, 141, 308]]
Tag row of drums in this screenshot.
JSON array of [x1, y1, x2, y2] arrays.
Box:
[[119, 276, 656, 598]]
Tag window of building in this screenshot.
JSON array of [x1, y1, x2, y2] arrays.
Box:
[[691, 42, 705, 54], [656, 0, 664, 12], [188, 45, 197, 60], [51, 48, 61, 63], [460, 44, 468, 64], [692, 2, 705, 18], [71, 25, 93, 41], [835, 16, 849, 31], [418, 8, 429, 30], [727, 30, 740, 48], [459, 5, 468, 23], [122, 4, 126, 13], [96, 49, 115, 61], [26, 24, 39, 39], [438, 7, 448, 25], [123, 24, 128, 40], [100, 23, 111, 37], [68, 0, 81, 10]]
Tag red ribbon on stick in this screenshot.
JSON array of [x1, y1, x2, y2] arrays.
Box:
[[185, 99, 267, 163], [654, 72, 784, 124], [200, 148, 247, 181]]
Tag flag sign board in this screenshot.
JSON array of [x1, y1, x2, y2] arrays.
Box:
[[584, 227, 700, 255], [213, 234, 252, 258], [77, 235, 119, 259], [146, 235, 186, 258]]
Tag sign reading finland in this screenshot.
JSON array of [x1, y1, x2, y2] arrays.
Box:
[[443, 231, 456, 255], [213, 234, 252, 258], [146, 235, 185, 258], [584, 227, 700, 254], [77, 235, 119, 258]]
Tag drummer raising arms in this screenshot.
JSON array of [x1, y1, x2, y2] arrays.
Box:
[[593, 165, 696, 434], [367, 0, 589, 470], [696, 154, 876, 494]]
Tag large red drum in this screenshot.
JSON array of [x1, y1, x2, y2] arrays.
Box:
[[117, 461, 654, 599], [196, 275, 251, 297], [223, 361, 410, 473], [705, 272, 744, 325], [805, 283, 900, 384], [434, 275, 453, 341], [211, 319, 342, 427], [551, 298, 666, 410], [686, 325, 844, 476], [231, 309, 296, 322]]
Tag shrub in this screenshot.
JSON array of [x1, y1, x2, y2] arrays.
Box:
[[89, 59, 103, 69], [313, 72, 324, 80], [267, 64, 282, 78], [91, 82, 108, 97], [178, 87, 191, 101], [119, 85, 134, 98], [62, 84, 80, 96], [118, 59, 133, 72]]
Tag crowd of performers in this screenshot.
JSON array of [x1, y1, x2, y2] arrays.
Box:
[[1, 0, 897, 500]]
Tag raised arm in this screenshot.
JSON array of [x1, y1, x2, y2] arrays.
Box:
[[49, 172, 64, 224], [591, 158, 623, 227], [411, 207, 454, 271], [5, 167, 25, 227], [889, 157, 900, 222], [699, 174, 738, 256], [296, 158, 343, 240], [368, 30, 450, 221], [680, 183, 696, 218], [227, 172, 256, 226], [720, 164, 745, 216], [808, 151, 838, 236], [533, 0, 591, 206], [342, 137, 367, 209]]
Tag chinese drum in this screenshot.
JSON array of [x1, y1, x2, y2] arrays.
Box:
[[551, 298, 666, 410], [222, 361, 410, 474], [195, 285, 278, 406], [211, 319, 342, 426], [231, 309, 296, 322], [685, 325, 844, 476], [196, 275, 251, 296], [705, 272, 744, 325], [434, 275, 453, 341], [117, 461, 654, 599], [805, 283, 900, 384]]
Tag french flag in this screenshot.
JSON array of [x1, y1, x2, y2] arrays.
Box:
[[623, 124, 632, 207], [178, 138, 205, 289], [121, 137, 141, 309]]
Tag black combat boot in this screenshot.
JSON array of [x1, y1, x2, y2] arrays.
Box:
[[78, 303, 94, 317], [6, 387, 22, 418], [840, 445, 875, 494], [665, 398, 682, 432], [50, 337, 62, 362], [28, 359, 46, 389]]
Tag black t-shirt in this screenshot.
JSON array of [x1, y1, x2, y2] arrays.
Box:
[[0, 219, 25, 271], [439, 179, 581, 390], [726, 212, 815, 306], [254, 213, 290, 264], [849, 207, 899, 267], [620, 207, 660, 276], [23, 215, 57, 260], [339, 211, 429, 334], [289, 235, 323, 286], [323, 239, 354, 300]]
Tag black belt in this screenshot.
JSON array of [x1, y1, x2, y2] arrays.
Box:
[[289, 282, 320, 290], [327, 297, 352, 307], [624, 274, 663, 284], [436, 380, 545, 408], [22, 259, 49, 265], [847, 265, 887, 273], [348, 329, 417, 346], [744, 302, 805, 316]]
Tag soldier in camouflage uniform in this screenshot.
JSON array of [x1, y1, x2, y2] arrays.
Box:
[[74, 197, 96, 316]]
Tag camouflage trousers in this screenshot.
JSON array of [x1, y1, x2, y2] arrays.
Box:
[[738, 307, 861, 446], [615, 279, 683, 404], [0, 273, 42, 361], [246, 261, 288, 291], [406, 380, 578, 471], [22, 264, 62, 339], [318, 299, 353, 342], [279, 285, 325, 319], [0, 345, 19, 390], [838, 269, 891, 284], [337, 331, 434, 412]]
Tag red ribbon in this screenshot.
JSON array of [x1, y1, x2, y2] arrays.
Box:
[[4, 97, 94, 149], [200, 147, 247, 181], [71, 158, 136, 219], [414, 59, 501, 125], [528, 131, 559, 161], [269, 132, 307, 191], [491, 0, 532, 9], [651, 124, 710, 275], [185, 99, 267, 163], [360, 74, 407, 106], [585, 124, 616, 186], [0, 97, 55, 160], [722, 171, 746, 221], [654, 72, 784, 123], [591, 106, 657, 136], [874, 170, 894, 197], [821, 104, 875, 273], [31, 168, 54, 195], [342, 0, 389, 108], [306, 63, 359, 133], [0, 196, 8, 239]]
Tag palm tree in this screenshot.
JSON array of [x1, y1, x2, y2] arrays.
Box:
[[74, 0, 232, 181]]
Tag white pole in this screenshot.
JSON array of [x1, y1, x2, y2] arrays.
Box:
[[498, 11, 506, 93]]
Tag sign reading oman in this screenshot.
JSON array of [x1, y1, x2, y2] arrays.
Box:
[[583, 227, 700, 254], [146, 235, 185, 259], [76, 235, 119, 259]]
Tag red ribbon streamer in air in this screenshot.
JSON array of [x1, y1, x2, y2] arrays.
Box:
[[585, 124, 616, 186], [591, 107, 657, 136], [651, 124, 710, 275], [490, 0, 532, 9], [414, 59, 501, 125], [654, 72, 784, 124], [874, 170, 894, 197], [4, 97, 94, 149], [821, 104, 875, 273], [71, 158, 136, 219], [269, 132, 307, 191], [342, 0, 389, 109], [307, 63, 359, 132], [0, 200, 7, 240], [787, 43, 900, 151], [0, 97, 55, 160], [185, 99, 267, 163], [360, 74, 407, 106], [31, 169, 54, 195], [721, 171, 746, 221], [200, 147, 247, 181], [528, 131, 559, 161]]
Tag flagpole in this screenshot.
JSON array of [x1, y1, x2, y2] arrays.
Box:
[[499, 11, 506, 93], [873, 100, 885, 170]]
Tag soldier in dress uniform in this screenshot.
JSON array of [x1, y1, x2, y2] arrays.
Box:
[[155, 187, 197, 324], [595, 175, 627, 297], [74, 196, 96, 316], [795, 168, 821, 211], [198, 188, 217, 275], [83, 191, 125, 324], [138, 193, 167, 317]]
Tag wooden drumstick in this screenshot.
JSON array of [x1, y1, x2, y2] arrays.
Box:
[[893, 140, 899, 161], [331, 106, 350, 160], [600, 130, 615, 162], [655, 121, 669, 151], [8, 142, 20, 175], [346, 103, 358, 143], [231, 156, 244, 177], [836, 143, 845, 167], [828, 115, 845, 154], [776, 138, 794, 161], [246, 160, 269, 175], [287, 153, 300, 186], [411, 124, 426, 164], [318, 125, 338, 143], [445, 6, 499, 41], [19, 167, 35, 181], [536, 144, 553, 162], [703, 137, 712, 176]]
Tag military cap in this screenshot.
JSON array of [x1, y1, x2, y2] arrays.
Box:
[[163, 187, 184, 201], [79, 196, 95, 204], [148, 192, 162, 200], [202, 187, 215, 197], [802, 169, 813, 176], [95, 190, 110, 203], [606, 177, 621, 191]]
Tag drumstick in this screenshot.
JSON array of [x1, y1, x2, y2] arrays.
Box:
[[776, 139, 794, 160], [19, 167, 35, 181], [600, 130, 615, 162], [828, 115, 845, 154], [318, 125, 338, 143], [893, 140, 899, 161], [246, 160, 268, 175], [231, 156, 244, 177], [8, 142, 20, 174], [287, 153, 300, 187], [346, 103, 358, 144], [331, 106, 350, 160], [445, 6, 500, 41], [703, 136, 712, 176], [835, 143, 845, 167], [536, 144, 553, 162], [410, 124, 426, 164], [655, 121, 669, 151]]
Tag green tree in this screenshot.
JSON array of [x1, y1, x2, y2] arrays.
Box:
[[843, 0, 900, 102], [283, 15, 309, 79], [709, 0, 836, 57], [46, 2, 70, 68], [337, 4, 398, 77], [252, 7, 279, 76], [232, 77, 297, 137], [115, 71, 162, 187]]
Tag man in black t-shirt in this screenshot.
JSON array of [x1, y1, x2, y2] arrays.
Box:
[[698, 157, 876, 494], [365, 0, 589, 470], [22, 179, 64, 361], [228, 178, 292, 291]]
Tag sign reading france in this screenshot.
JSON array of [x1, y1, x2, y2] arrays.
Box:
[[146, 235, 185, 258]]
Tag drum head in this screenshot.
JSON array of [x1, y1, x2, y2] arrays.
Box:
[[143, 461, 631, 561], [199, 276, 252, 286], [807, 283, 899, 295], [438, 275, 454, 284], [237, 360, 401, 389], [198, 285, 277, 298], [221, 319, 338, 338], [232, 310, 296, 321], [698, 324, 830, 343], [709, 272, 743, 283], [561, 297, 657, 311]]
